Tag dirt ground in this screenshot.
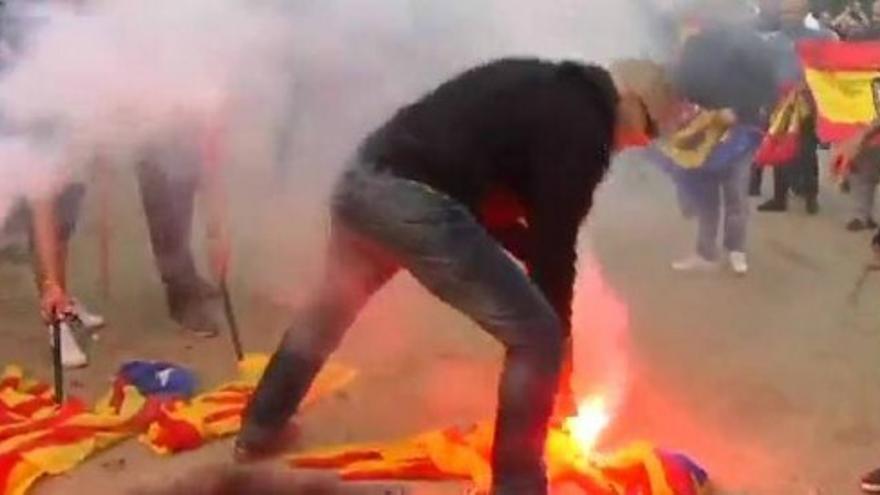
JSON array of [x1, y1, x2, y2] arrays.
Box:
[[2, 148, 880, 495]]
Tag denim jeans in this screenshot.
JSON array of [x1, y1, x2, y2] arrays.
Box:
[[240, 163, 564, 494], [135, 159, 201, 294], [689, 155, 753, 260]]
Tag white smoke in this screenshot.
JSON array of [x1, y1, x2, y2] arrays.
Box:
[[0, 0, 677, 222]]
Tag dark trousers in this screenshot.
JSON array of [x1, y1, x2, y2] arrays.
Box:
[[135, 160, 203, 305], [768, 129, 820, 204], [240, 164, 564, 495]]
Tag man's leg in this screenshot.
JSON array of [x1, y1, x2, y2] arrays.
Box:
[[237, 220, 398, 451], [722, 158, 752, 254], [693, 179, 722, 261], [757, 165, 788, 212], [848, 156, 879, 231], [333, 174, 562, 494], [800, 138, 820, 214], [136, 160, 222, 336]]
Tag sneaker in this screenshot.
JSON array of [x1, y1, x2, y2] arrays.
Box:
[[71, 298, 105, 329], [757, 199, 787, 212], [48, 321, 88, 369], [728, 251, 748, 275], [167, 280, 223, 339], [861, 466, 880, 493], [671, 255, 720, 272], [848, 218, 873, 232]]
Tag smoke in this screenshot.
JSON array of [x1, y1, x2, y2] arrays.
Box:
[[0, 0, 683, 224]]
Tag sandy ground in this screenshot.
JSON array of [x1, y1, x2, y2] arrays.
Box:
[[2, 149, 880, 495]]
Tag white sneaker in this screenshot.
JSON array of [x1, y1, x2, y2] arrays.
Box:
[[671, 254, 720, 272], [48, 322, 88, 369], [728, 251, 748, 275], [71, 298, 105, 329]]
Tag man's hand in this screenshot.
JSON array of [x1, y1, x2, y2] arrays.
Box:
[[831, 134, 864, 178], [40, 281, 73, 323]]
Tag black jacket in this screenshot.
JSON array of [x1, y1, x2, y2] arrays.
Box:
[[358, 58, 619, 330]]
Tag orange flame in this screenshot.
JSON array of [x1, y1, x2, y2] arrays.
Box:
[[563, 395, 611, 454]]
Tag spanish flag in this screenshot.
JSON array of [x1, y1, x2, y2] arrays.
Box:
[[290, 421, 710, 495], [755, 87, 813, 166], [799, 40, 880, 143]]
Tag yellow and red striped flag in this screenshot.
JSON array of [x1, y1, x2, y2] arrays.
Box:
[[800, 40, 880, 143], [141, 354, 357, 455], [0, 366, 151, 495], [290, 421, 710, 495]]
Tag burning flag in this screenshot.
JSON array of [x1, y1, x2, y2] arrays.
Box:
[[141, 354, 357, 455], [799, 40, 880, 143], [290, 395, 710, 495]]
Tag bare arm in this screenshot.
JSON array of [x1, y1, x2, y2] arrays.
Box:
[[200, 118, 230, 283], [28, 193, 71, 321]]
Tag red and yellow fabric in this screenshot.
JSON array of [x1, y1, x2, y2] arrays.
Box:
[[755, 87, 814, 166], [799, 40, 880, 143], [142, 354, 357, 455], [290, 421, 710, 495], [0, 366, 151, 495], [655, 107, 732, 170]]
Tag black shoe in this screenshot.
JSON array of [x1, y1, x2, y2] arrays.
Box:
[[166, 280, 223, 338], [757, 199, 787, 212], [862, 466, 880, 493], [805, 197, 819, 215], [847, 219, 872, 232], [869, 218, 879, 230], [233, 422, 299, 463]]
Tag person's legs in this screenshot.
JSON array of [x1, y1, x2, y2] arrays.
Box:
[[848, 153, 880, 230], [240, 167, 563, 494], [749, 165, 762, 197], [757, 165, 789, 211], [798, 134, 820, 214], [722, 157, 752, 274], [722, 157, 752, 253], [238, 220, 399, 447], [136, 160, 222, 336], [694, 178, 722, 261]]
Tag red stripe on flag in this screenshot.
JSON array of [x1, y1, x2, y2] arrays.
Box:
[[816, 116, 867, 143], [799, 40, 880, 71]]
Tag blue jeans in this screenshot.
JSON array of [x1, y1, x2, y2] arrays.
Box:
[[240, 163, 563, 494], [687, 155, 753, 260]]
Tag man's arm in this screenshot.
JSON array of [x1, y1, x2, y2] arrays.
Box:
[[29, 193, 72, 321], [200, 118, 230, 283], [525, 145, 598, 331]]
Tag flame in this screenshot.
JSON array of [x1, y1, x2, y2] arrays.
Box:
[[563, 395, 611, 454]]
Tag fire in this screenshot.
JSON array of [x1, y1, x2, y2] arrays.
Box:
[[563, 395, 611, 454]]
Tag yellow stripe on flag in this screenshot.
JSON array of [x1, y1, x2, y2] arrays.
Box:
[[804, 67, 880, 124]]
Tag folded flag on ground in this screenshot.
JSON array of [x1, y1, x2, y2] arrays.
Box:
[[141, 354, 357, 455], [0, 356, 356, 494]]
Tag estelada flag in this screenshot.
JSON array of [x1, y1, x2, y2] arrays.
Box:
[[290, 421, 711, 495], [799, 40, 880, 143]]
